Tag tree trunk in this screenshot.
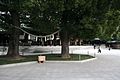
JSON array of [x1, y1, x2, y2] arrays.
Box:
[[7, 10, 20, 58], [24, 33, 28, 43], [60, 2, 71, 58], [60, 30, 70, 58]]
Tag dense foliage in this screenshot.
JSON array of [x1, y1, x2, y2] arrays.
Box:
[[0, 0, 120, 58]]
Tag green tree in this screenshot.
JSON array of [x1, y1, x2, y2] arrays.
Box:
[[0, 0, 33, 58], [44, 0, 114, 58], [1, 0, 120, 59], [29, 0, 98, 58], [0, 0, 59, 58], [95, 0, 120, 40]]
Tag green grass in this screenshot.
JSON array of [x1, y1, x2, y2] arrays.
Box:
[[0, 54, 94, 65], [44, 54, 94, 61], [33, 50, 49, 53]]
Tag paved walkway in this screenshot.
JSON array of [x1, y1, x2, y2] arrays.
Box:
[[0, 46, 120, 80]]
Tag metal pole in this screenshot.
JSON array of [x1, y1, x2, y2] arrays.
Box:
[[79, 54, 81, 60]]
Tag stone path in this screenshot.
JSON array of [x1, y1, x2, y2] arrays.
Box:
[[0, 46, 120, 80]]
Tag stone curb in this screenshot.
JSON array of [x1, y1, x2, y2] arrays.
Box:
[[0, 58, 97, 68], [0, 61, 36, 68], [46, 57, 97, 63], [80, 57, 97, 63]]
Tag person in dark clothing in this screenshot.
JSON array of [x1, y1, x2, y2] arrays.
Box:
[[98, 47, 101, 53], [93, 44, 96, 49], [108, 45, 110, 51]]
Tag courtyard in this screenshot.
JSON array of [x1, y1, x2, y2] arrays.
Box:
[[0, 45, 120, 80]]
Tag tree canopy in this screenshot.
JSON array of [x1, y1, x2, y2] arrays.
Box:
[[0, 0, 120, 58]]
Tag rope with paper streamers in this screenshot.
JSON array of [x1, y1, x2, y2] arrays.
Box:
[[13, 25, 60, 40], [4, 22, 60, 42]]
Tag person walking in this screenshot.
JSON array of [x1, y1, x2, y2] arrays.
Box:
[[108, 45, 110, 51], [98, 47, 101, 53], [93, 44, 96, 49]]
